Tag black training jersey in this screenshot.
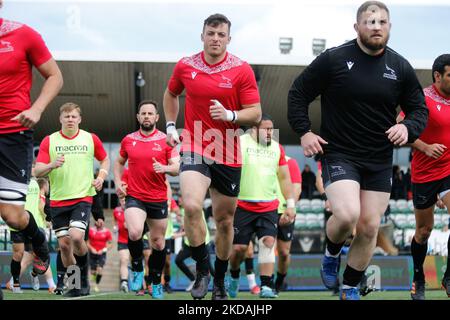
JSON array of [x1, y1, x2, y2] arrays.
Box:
[[288, 39, 428, 162]]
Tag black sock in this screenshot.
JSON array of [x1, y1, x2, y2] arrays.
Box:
[[22, 212, 46, 250], [191, 243, 209, 274], [128, 238, 144, 272], [260, 275, 272, 287], [230, 268, 240, 279], [214, 257, 229, 283], [74, 253, 88, 269], [343, 265, 365, 287], [245, 258, 254, 274], [120, 279, 128, 283], [11, 259, 21, 284], [148, 248, 166, 285], [96, 274, 102, 284], [411, 236, 427, 282], [326, 236, 345, 256], [164, 274, 171, 284], [445, 235, 450, 278], [56, 251, 66, 287], [144, 275, 151, 286], [275, 272, 286, 288]]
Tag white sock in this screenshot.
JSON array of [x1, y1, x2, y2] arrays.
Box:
[[247, 273, 256, 288], [47, 277, 56, 288], [325, 248, 341, 258]]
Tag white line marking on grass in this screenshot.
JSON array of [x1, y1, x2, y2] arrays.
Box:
[[62, 292, 120, 300]]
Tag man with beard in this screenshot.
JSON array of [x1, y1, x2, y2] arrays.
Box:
[[397, 54, 450, 300], [113, 100, 180, 299], [288, 1, 428, 300], [228, 114, 295, 299], [163, 13, 261, 300]]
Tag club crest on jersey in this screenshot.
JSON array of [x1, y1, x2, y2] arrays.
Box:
[[191, 71, 197, 79], [219, 74, 233, 88], [152, 142, 162, 152], [0, 40, 13, 53], [383, 64, 397, 80], [132, 141, 137, 147]]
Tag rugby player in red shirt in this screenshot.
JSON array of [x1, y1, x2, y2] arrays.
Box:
[[398, 54, 450, 300], [114, 100, 180, 299], [87, 224, 112, 293], [163, 13, 261, 300], [0, 0, 63, 285]]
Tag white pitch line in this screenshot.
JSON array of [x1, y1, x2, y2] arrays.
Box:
[[62, 291, 120, 300]]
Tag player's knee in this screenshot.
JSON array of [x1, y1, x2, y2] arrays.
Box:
[[2, 211, 27, 230], [13, 251, 24, 261], [416, 226, 433, 243], [215, 216, 233, 232], [262, 236, 275, 248], [278, 246, 290, 258], [233, 244, 248, 256], [128, 230, 142, 241], [258, 237, 275, 264], [58, 237, 72, 252], [183, 200, 203, 217], [358, 220, 380, 239], [151, 237, 165, 251]]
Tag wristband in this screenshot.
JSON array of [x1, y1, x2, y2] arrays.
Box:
[[166, 122, 180, 143], [166, 121, 176, 128], [99, 168, 108, 176], [286, 198, 295, 209], [321, 193, 328, 201], [232, 111, 238, 123], [225, 109, 234, 122]]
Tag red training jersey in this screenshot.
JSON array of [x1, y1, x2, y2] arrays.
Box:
[[113, 206, 128, 244], [410, 85, 450, 183], [287, 157, 302, 184], [36, 130, 108, 207], [0, 19, 52, 134], [238, 144, 287, 213], [88, 226, 112, 252], [119, 129, 178, 202], [168, 51, 260, 167]]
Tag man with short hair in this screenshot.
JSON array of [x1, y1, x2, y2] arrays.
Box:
[[397, 54, 450, 300], [288, 1, 428, 300], [87, 223, 112, 293], [164, 13, 261, 300], [35, 103, 110, 297], [0, 0, 63, 279], [228, 114, 295, 299], [114, 100, 180, 299]]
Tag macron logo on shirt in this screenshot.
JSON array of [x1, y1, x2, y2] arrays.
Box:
[[191, 71, 197, 79], [437, 105, 441, 111], [346, 61, 354, 70]]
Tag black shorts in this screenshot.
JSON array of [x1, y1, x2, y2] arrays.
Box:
[[233, 207, 278, 245], [89, 252, 107, 269], [321, 157, 392, 193], [165, 238, 174, 254], [412, 175, 450, 210], [125, 196, 168, 220], [180, 152, 241, 197], [277, 220, 295, 242], [51, 202, 92, 238], [10, 230, 33, 251], [0, 130, 33, 204], [118, 242, 128, 251]]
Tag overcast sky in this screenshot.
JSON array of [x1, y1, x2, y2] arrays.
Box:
[[2, 0, 449, 67]]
